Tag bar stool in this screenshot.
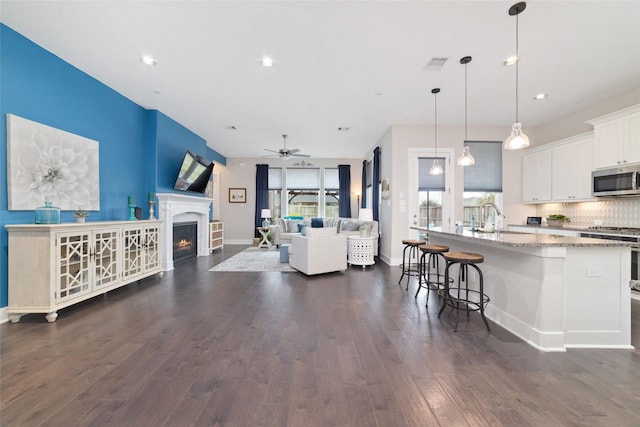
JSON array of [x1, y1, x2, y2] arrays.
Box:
[[398, 239, 426, 290], [415, 244, 450, 305], [438, 251, 491, 332]]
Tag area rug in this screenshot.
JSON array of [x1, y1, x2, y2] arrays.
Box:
[[209, 247, 296, 272]]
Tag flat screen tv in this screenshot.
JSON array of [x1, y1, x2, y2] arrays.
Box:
[[173, 150, 214, 194]]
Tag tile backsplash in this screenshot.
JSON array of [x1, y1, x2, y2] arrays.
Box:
[[537, 198, 640, 228]]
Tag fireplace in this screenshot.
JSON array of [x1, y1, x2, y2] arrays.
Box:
[[157, 193, 213, 271], [173, 222, 198, 264]]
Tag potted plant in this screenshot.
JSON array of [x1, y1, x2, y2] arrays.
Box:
[[546, 214, 570, 227], [73, 208, 90, 223]]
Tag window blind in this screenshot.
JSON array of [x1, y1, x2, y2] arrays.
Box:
[[268, 168, 282, 189], [418, 157, 446, 191], [286, 168, 320, 189], [324, 168, 339, 190], [463, 141, 503, 192]]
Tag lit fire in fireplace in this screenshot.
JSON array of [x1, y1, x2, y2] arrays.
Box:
[[176, 239, 193, 251]]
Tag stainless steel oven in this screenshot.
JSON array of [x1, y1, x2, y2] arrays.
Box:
[[580, 229, 640, 283]]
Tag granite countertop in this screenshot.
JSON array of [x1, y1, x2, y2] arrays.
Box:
[[508, 223, 640, 236], [415, 227, 633, 248]]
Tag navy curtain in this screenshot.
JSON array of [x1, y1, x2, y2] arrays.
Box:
[[373, 146, 380, 221], [338, 164, 351, 218], [255, 164, 269, 237], [361, 160, 367, 209]]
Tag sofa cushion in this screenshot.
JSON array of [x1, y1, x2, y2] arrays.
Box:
[[311, 217, 324, 228], [340, 219, 361, 232]]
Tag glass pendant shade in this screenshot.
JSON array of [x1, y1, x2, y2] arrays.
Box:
[[429, 159, 443, 175], [504, 122, 530, 149], [457, 145, 475, 166]]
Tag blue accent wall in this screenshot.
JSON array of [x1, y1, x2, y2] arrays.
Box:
[[0, 24, 225, 309]]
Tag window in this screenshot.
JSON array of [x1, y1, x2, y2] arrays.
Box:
[[286, 168, 320, 218], [324, 168, 339, 217], [462, 141, 503, 227], [418, 157, 446, 227], [268, 168, 282, 220]]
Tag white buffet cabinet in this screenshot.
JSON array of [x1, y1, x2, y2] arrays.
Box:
[[6, 220, 163, 323]]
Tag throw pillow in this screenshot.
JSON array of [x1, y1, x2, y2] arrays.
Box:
[[300, 224, 308, 236], [286, 219, 302, 233], [311, 217, 323, 228]]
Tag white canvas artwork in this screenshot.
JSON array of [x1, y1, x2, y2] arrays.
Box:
[[7, 114, 100, 210]]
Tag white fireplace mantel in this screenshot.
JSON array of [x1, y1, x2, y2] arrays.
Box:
[[157, 193, 212, 271]]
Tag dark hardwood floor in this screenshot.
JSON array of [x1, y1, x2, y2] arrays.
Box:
[[2, 245, 640, 426]]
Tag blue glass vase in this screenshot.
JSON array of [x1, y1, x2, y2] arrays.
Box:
[[35, 201, 61, 224]]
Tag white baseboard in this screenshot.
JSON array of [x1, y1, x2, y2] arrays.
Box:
[[0, 307, 8, 324], [225, 239, 255, 245]]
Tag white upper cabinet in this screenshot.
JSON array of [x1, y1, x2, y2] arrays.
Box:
[[588, 104, 640, 169], [522, 149, 552, 203], [551, 133, 594, 201]]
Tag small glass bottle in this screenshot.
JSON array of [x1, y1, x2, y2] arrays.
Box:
[[35, 201, 61, 224], [471, 215, 477, 231]]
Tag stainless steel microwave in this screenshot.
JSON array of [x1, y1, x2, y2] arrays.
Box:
[[592, 165, 640, 197]]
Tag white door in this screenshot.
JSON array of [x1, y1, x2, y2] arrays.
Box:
[[408, 148, 454, 239]]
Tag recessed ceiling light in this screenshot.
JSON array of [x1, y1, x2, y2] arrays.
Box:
[[262, 57, 273, 67], [534, 93, 548, 100], [141, 55, 156, 66], [503, 55, 518, 66]]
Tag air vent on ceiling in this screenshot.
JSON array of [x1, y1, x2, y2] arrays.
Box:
[[423, 57, 448, 70]]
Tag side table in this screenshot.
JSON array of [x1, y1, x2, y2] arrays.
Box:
[[257, 226, 272, 248], [347, 235, 376, 268]]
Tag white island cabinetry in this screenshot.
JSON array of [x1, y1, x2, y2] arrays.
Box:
[[425, 228, 632, 351], [6, 221, 162, 323]]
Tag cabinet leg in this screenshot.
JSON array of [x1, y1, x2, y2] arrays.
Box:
[[45, 312, 58, 323], [8, 314, 22, 323], [158, 272, 164, 278]]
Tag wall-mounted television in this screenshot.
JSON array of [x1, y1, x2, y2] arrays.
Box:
[[173, 150, 214, 194]]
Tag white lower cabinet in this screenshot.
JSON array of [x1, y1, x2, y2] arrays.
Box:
[[6, 221, 163, 323]]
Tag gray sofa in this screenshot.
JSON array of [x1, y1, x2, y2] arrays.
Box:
[[273, 217, 378, 256]]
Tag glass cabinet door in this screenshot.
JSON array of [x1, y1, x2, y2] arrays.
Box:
[[93, 229, 119, 289], [122, 227, 144, 279], [57, 231, 92, 302], [143, 225, 160, 271]]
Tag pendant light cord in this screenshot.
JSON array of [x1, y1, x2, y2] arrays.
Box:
[[464, 61, 468, 140], [434, 91, 438, 156], [515, 11, 519, 123]]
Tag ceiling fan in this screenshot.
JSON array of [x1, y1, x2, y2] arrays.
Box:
[[263, 134, 310, 159]]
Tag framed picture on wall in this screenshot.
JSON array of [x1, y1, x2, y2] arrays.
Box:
[[229, 188, 246, 203]]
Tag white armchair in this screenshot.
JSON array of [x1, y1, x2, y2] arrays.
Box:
[[288, 227, 347, 275]]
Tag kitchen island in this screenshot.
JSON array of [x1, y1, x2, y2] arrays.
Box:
[[416, 227, 633, 351]]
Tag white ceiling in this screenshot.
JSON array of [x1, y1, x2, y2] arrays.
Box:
[[1, 1, 639, 159]]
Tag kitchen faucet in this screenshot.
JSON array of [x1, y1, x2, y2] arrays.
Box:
[[480, 202, 505, 230]]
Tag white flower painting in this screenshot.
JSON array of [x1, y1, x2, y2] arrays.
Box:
[[7, 114, 100, 210]]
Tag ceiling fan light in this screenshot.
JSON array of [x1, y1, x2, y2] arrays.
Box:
[[429, 159, 443, 175], [457, 146, 475, 166], [504, 122, 530, 149]]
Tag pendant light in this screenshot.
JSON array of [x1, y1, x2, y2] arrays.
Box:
[[504, 2, 530, 150], [458, 56, 475, 166], [429, 88, 443, 175]]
